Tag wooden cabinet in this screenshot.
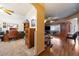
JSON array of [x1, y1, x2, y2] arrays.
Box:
[[25, 28, 35, 48], [24, 21, 29, 31], [24, 21, 35, 48]]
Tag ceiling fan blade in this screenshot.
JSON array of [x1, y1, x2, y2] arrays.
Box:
[[3, 9, 12, 15], [6, 9, 14, 13], [0, 6, 14, 15]]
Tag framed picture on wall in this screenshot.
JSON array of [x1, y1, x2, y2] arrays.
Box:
[[3, 22, 6, 28], [31, 19, 36, 28]]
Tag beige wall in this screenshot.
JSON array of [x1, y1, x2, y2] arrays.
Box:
[[32, 4, 45, 55], [0, 13, 24, 31]]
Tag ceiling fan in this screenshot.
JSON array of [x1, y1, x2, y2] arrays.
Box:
[[0, 6, 14, 15]]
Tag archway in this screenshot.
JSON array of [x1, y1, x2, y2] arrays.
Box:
[[32, 3, 45, 55], [0, 3, 45, 56]]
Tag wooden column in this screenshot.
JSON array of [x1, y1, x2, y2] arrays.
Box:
[[32, 4, 45, 55], [59, 22, 70, 40]]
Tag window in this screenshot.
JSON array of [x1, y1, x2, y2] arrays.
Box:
[[50, 24, 60, 32]]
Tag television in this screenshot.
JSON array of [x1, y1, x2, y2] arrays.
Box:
[[45, 26, 50, 31]]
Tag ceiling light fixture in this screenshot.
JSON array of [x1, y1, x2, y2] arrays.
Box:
[[48, 17, 59, 20], [52, 17, 59, 19], [50, 21, 54, 23]]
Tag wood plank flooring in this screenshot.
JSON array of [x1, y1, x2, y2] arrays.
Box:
[[39, 36, 79, 56]]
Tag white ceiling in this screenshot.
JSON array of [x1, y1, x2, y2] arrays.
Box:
[[0, 3, 34, 16], [0, 3, 79, 19], [44, 3, 79, 19]]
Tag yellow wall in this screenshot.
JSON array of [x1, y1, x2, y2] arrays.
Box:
[[32, 3, 45, 55]]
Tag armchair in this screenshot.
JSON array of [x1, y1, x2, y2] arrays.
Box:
[[66, 31, 79, 44]]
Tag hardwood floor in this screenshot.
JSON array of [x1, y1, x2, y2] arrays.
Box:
[[39, 36, 79, 56], [51, 37, 79, 56]]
